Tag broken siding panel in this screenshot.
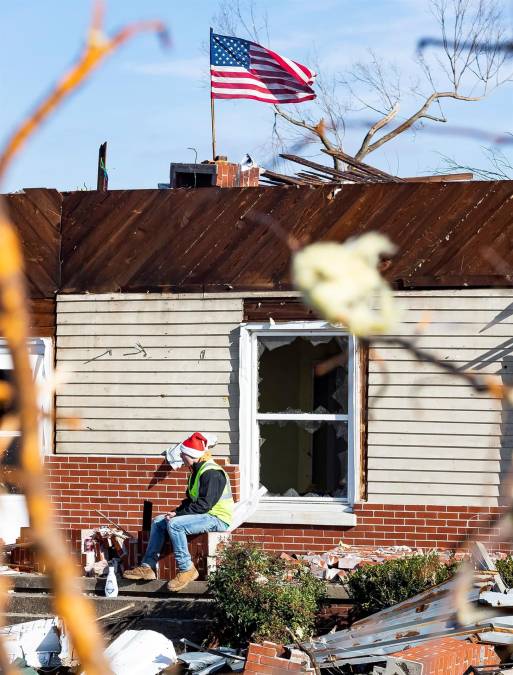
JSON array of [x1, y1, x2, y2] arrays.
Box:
[[368, 289, 513, 507], [55, 294, 243, 459]]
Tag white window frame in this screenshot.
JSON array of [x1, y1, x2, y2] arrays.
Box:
[[0, 338, 54, 457], [239, 321, 359, 526]]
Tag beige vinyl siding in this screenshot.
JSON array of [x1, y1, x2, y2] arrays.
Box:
[[368, 289, 513, 507], [55, 294, 243, 459]]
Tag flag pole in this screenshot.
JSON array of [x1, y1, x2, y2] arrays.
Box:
[[210, 27, 217, 160]]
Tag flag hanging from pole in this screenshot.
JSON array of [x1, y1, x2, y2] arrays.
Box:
[[210, 31, 316, 104]]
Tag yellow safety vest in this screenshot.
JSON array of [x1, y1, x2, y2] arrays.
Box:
[[188, 460, 233, 526]]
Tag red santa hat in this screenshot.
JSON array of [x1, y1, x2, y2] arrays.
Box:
[[179, 432, 209, 459]]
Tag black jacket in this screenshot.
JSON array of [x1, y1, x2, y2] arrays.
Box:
[[175, 462, 226, 516]]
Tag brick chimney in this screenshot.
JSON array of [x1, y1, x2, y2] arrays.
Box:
[[168, 157, 260, 188]]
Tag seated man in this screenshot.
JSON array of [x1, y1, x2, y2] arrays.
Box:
[[123, 432, 233, 591]]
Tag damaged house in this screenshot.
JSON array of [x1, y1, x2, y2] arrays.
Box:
[[3, 162, 513, 562]]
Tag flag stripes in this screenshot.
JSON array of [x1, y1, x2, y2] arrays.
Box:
[[210, 32, 316, 104]]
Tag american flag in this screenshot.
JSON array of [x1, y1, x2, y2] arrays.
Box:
[[210, 32, 316, 104]]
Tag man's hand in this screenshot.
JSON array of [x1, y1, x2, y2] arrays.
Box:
[[165, 511, 176, 520]]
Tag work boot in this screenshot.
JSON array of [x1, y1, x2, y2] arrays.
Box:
[[167, 564, 199, 592], [123, 564, 156, 581]]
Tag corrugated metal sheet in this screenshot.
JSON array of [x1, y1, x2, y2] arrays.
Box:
[[6, 182, 513, 296], [303, 571, 511, 668]]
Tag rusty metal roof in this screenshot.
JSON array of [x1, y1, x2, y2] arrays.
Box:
[[5, 182, 513, 296]]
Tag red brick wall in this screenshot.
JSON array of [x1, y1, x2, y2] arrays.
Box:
[[233, 504, 509, 552], [214, 161, 259, 188], [392, 637, 499, 674], [45, 456, 240, 530], [45, 456, 510, 551]]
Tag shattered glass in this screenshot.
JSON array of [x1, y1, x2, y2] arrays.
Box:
[[258, 335, 349, 414], [259, 420, 348, 498]]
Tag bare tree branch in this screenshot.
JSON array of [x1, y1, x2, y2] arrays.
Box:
[[357, 90, 483, 160], [354, 103, 400, 161]]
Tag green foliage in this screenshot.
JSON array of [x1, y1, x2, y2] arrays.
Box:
[[207, 542, 326, 647], [496, 555, 513, 588], [345, 553, 456, 619]]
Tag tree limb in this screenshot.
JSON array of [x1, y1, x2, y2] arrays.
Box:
[[356, 90, 483, 160], [354, 102, 400, 161]]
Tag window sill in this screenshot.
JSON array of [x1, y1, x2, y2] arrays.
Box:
[[245, 501, 357, 526]]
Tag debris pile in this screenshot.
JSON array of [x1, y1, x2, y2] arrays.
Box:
[[284, 543, 465, 582], [300, 542, 513, 672], [84, 526, 130, 577]]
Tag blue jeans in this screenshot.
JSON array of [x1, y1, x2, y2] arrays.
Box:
[[141, 513, 229, 572]]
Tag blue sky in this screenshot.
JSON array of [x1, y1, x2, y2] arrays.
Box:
[[1, 0, 512, 191]]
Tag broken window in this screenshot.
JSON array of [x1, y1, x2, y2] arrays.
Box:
[[256, 335, 351, 499]]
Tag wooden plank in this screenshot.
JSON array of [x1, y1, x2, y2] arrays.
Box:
[[370, 324, 513, 337], [260, 169, 307, 185], [368, 397, 501, 410], [56, 395, 237, 408], [368, 432, 510, 447], [57, 347, 236, 361], [373, 335, 513, 349], [320, 148, 402, 181], [58, 407, 237, 420], [369, 470, 500, 485], [279, 153, 369, 183], [368, 408, 501, 423], [57, 360, 237, 373], [56, 418, 235, 432], [368, 372, 504, 386], [367, 481, 499, 497], [369, 360, 505, 374], [368, 420, 507, 435], [57, 291, 301, 301], [403, 173, 474, 182], [368, 385, 492, 398], [56, 383, 236, 396], [244, 298, 317, 322], [368, 446, 502, 460], [392, 295, 513, 309], [29, 298, 55, 337], [57, 298, 243, 312], [60, 371, 236, 385], [369, 348, 506, 361], [368, 457, 501, 472], [366, 494, 498, 506], [379, 310, 513, 323], [56, 335, 233, 348], [57, 323, 240, 336], [56, 430, 237, 443], [56, 443, 235, 455], [58, 311, 242, 325]]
